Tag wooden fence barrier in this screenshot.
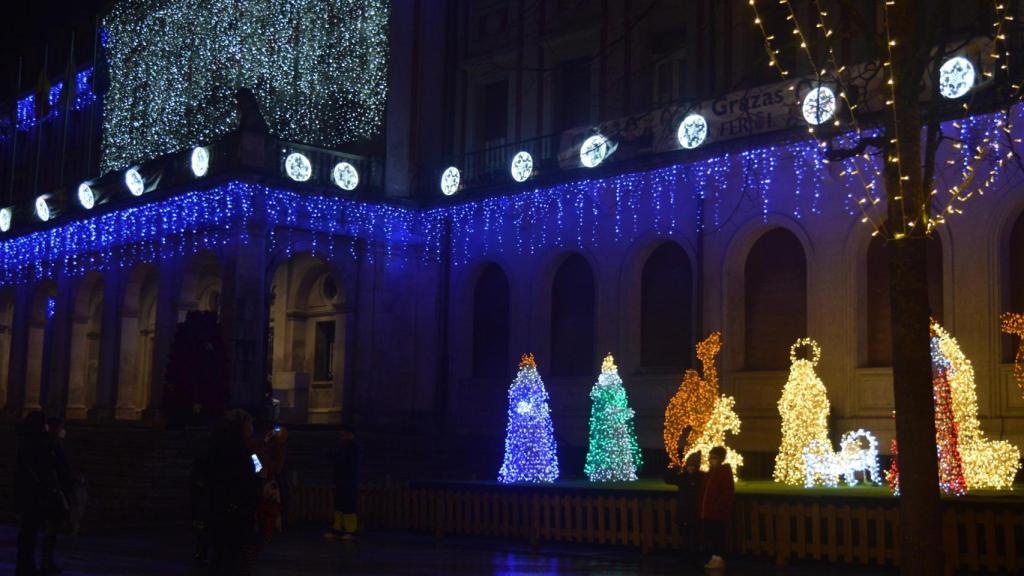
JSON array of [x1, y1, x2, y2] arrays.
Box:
[[288, 482, 1023, 573]]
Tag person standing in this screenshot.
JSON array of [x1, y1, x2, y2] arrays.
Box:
[[324, 427, 359, 540], [206, 410, 261, 576], [699, 446, 735, 571], [664, 451, 704, 567], [41, 417, 75, 574], [15, 411, 57, 576]]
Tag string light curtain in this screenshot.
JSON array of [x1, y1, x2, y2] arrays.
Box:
[[101, 0, 389, 172]]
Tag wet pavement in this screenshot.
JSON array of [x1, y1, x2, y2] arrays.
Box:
[[0, 524, 900, 575]]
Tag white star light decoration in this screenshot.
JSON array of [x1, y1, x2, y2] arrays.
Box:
[[78, 183, 96, 210], [125, 168, 145, 196], [677, 113, 708, 149], [580, 134, 613, 168], [939, 56, 975, 99], [801, 86, 837, 126], [510, 151, 534, 183], [332, 162, 359, 191], [285, 153, 313, 182], [440, 166, 461, 196], [0, 207, 12, 233], [35, 196, 51, 222], [191, 147, 210, 177]]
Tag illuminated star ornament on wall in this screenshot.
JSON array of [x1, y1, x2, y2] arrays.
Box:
[[101, 0, 390, 172]]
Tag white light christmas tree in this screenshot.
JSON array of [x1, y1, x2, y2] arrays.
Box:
[[584, 354, 642, 482], [498, 354, 560, 484], [102, 0, 390, 172]]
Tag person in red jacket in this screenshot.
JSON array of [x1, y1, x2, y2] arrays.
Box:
[[699, 446, 735, 570]]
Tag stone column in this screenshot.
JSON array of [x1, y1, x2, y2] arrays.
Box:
[[91, 267, 124, 420], [145, 258, 183, 419], [44, 274, 75, 415], [220, 226, 269, 411], [4, 284, 32, 414]]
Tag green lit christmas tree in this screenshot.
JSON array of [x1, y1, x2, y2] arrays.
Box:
[[584, 354, 643, 482]]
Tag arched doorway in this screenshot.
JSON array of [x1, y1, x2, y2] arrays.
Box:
[[66, 273, 104, 419], [744, 228, 807, 370], [864, 235, 943, 366], [268, 254, 347, 423], [179, 251, 223, 320], [640, 241, 694, 371], [550, 253, 595, 378], [117, 265, 158, 420], [472, 263, 511, 379]]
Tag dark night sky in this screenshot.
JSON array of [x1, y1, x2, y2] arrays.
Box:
[[0, 0, 110, 102]]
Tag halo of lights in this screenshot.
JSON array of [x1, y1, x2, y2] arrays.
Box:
[[801, 86, 837, 126], [285, 152, 313, 182], [440, 166, 461, 196], [510, 151, 534, 183], [939, 56, 976, 100], [331, 162, 359, 191], [580, 134, 612, 168], [125, 168, 145, 196], [35, 196, 52, 222], [78, 183, 96, 210], [676, 113, 708, 149], [191, 146, 210, 177], [0, 208, 11, 233]]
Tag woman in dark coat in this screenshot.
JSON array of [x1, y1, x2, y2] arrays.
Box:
[[206, 410, 261, 576], [15, 411, 57, 576], [664, 451, 704, 565]]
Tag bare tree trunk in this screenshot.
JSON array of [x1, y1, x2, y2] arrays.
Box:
[[887, 2, 944, 574]]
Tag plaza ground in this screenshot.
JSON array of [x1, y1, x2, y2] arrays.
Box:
[[0, 524, 906, 576]]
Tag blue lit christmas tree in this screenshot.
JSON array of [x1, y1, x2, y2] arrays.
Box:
[[497, 354, 559, 483], [584, 354, 642, 482]]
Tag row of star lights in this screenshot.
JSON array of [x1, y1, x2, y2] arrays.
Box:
[[437, 54, 975, 197], [0, 147, 361, 234]]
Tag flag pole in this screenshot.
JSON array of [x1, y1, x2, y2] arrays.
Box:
[[32, 45, 48, 198], [59, 31, 75, 188]]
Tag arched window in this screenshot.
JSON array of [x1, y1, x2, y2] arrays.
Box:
[[865, 235, 943, 366], [744, 228, 806, 370], [472, 263, 510, 379], [1004, 212, 1024, 360], [551, 254, 595, 377], [640, 242, 693, 370]]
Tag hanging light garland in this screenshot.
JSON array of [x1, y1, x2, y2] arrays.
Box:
[[101, 0, 389, 173]]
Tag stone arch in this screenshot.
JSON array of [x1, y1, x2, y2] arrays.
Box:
[[860, 233, 945, 367], [742, 227, 808, 370], [471, 262, 511, 379], [179, 251, 223, 320], [66, 273, 105, 419], [999, 203, 1024, 361], [268, 253, 348, 423], [549, 252, 596, 378], [116, 265, 158, 420], [721, 216, 814, 372], [24, 281, 58, 413]]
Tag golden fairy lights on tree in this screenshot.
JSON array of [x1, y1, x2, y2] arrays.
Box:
[[662, 332, 743, 476], [931, 322, 1020, 490], [774, 338, 833, 486]]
